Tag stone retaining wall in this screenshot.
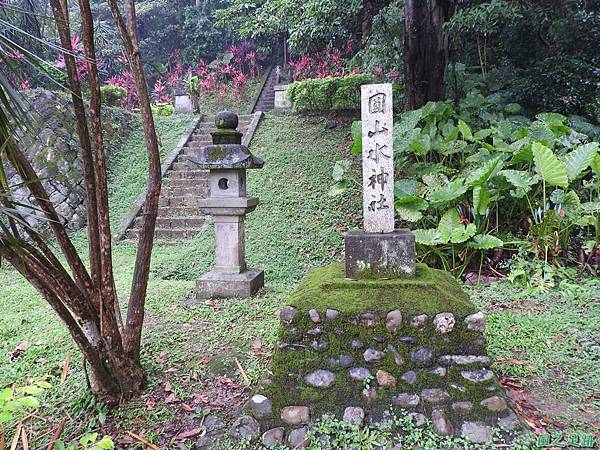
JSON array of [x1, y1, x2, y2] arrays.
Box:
[[6, 89, 135, 231]]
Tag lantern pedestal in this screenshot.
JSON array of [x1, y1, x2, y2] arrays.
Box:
[[196, 268, 265, 299]]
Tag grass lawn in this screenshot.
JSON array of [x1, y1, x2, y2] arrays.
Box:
[[0, 113, 598, 448]]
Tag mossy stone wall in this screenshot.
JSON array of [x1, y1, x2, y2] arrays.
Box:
[[7, 89, 135, 231], [243, 263, 524, 447]]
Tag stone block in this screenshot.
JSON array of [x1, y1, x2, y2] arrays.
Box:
[[174, 94, 193, 113], [273, 84, 292, 115], [345, 229, 416, 279], [196, 268, 264, 299]]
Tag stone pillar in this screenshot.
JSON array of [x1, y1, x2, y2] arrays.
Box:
[[274, 85, 292, 115], [344, 83, 416, 279], [213, 216, 246, 274]]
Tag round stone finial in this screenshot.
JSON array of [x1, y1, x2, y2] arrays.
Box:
[[215, 110, 238, 130]]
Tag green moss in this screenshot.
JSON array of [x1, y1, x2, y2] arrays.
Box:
[[208, 145, 226, 161], [252, 262, 498, 429], [286, 262, 476, 317]]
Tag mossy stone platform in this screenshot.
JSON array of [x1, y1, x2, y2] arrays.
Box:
[[243, 263, 524, 447]]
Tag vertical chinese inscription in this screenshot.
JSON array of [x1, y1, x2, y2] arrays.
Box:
[[362, 83, 394, 233]]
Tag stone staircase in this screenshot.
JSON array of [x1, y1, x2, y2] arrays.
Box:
[[125, 114, 254, 242], [252, 67, 277, 112]]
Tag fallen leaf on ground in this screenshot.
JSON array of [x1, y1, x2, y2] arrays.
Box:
[[60, 354, 70, 384], [10, 341, 29, 361], [176, 428, 206, 440], [165, 393, 178, 403]]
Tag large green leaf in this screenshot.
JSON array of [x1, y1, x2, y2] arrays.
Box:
[[409, 133, 431, 155], [332, 160, 350, 181], [473, 185, 491, 215], [532, 142, 568, 188], [563, 142, 599, 180], [437, 209, 477, 244], [396, 109, 421, 135], [458, 119, 473, 141], [328, 180, 350, 196], [393, 110, 422, 154], [465, 155, 504, 187], [591, 153, 600, 175], [467, 234, 504, 249], [413, 228, 442, 246], [395, 206, 424, 222], [394, 180, 428, 222], [429, 178, 467, 204], [499, 170, 539, 189]]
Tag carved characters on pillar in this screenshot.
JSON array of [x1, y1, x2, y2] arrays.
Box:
[[361, 84, 394, 233]]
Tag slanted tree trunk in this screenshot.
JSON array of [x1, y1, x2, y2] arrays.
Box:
[[0, 0, 161, 405], [362, 0, 389, 44], [403, 0, 455, 110]]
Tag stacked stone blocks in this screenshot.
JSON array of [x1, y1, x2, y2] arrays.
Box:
[[243, 263, 522, 448]]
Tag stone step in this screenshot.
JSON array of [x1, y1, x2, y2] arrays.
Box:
[[158, 206, 204, 216], [160, 184, 207, 197], [171, 161, 194, 171], [165, 176, 208, 188], [159, 195, 197, 207], [168, 170, 207, 180], [155, 216, 205, 228], [127, 227, 204, 241]]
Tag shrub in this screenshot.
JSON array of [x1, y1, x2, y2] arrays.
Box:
[[151, 102, 175, 116], [100, 84, 127, 107], [288, 74, 379, 113], [333, 97, 600, 275]]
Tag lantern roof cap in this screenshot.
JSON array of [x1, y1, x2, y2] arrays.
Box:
[[188, 111, 264, 169]]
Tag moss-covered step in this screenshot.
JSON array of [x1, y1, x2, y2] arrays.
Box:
[[241, 262, 526, 448]]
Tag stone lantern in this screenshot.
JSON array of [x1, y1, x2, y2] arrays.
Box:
[[189, 111, 265, 298], [173, 86, 193, 114]]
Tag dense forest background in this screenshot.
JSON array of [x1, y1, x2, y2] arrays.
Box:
[[2, 0, 599, 121]]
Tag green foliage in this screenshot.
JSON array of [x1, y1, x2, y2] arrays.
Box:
[[100, 84, 127, 107], [150, 102, 175, 116], [55, 434, 115, 450], [340, 96, 600, 274], [214, 0, 363, 54], [287, 74, 378, 113], [180, 1, 232, 66], [353, 0, 403, 75], [478, 2, 600, 120], [0, 377, 50, 425], [532, 142, 568, 189]]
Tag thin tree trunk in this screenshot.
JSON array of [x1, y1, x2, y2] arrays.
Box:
[[49, 0, 102, 294], [404, 0, 455, 110], [107, 0, 162, 359]]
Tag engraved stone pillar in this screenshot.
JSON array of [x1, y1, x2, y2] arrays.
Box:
[[189, 111, 265, 298], [344, 83, 416, 279]]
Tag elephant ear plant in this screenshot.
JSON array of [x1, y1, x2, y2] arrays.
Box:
[[331, 96, 600, 276]]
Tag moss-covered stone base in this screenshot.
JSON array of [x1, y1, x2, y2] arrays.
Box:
[[245, 263, 526, 447]]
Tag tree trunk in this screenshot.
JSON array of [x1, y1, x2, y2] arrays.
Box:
[[404, 0, 455, 110], [362, 0, 388, 44], [0, 0, 160, 406]]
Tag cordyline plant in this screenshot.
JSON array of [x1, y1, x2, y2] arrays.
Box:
[[0, 0, 161, 404]]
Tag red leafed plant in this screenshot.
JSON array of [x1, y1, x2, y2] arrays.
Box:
[[107, 71, 137, 109], [153, 79, 171, 103], [55, 34, 89, 80], [289, 46, 353, 81]]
